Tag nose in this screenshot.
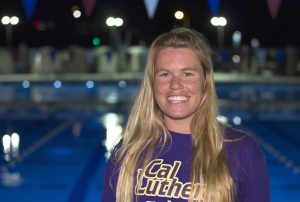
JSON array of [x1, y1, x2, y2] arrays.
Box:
[[170, 76, 183, 89]]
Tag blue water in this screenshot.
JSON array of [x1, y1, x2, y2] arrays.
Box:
[[0, 81, 299, 202]]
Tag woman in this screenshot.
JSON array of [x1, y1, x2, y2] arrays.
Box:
[[102, 28, 270, 202]]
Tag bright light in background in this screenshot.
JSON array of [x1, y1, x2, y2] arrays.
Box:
[[92, 37, 101, 46], [106, 17, 115, 26], [11, 133, 20, 147], [106, 17, 123, 27], [53, 80, 62, 88], [105, 90, 119, 104], [22, 80, 30, 88], [232, 30, 242, 49], [217, 115, 228, 123], [210, 16, 227, 26], [2, 133, 21, 161], [211, 16, 227, 50], [233, 116, 242, 125], [85, 80, 94, 88], [0, 131, 22, 186], [102, 113, 123, 159], [2, 134, 11, 161], [174, 10, 184, 20], [71, 5, 81, 18], [232, 55, 241, 63], [118, 80, 127, 88], [10, 16, 19, 25], [1, 16, 10, 25], [232, 31, 241, 44], [73, 10, 81, 18], [11, 133, 20, 158], [251, 38, 260, 49], [1, 16, 19, 25], [114, 18, 123, 27]]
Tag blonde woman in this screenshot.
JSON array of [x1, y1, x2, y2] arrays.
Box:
[[102, 28, 269, 202]]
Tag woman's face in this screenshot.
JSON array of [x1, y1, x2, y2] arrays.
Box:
[[153, 47, 206, 129]]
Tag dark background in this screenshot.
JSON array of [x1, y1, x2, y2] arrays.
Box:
[[0, 0, 299, 49]]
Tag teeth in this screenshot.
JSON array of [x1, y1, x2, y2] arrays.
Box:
[[167, 96, 188, 101]]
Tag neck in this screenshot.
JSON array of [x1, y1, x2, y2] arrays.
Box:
[[164, 117, 192, 134]]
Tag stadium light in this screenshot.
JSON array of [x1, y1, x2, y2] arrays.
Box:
[[1, 16, 19, 47], [210, 16, 227, 50]]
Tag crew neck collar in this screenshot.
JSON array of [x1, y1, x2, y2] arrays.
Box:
[[169, 130, 191, 136]]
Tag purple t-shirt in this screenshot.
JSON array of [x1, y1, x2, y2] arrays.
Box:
[[101, 127, 270, 202]]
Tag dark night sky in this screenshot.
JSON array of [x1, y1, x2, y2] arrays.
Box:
[[0, 0, 300, 49]]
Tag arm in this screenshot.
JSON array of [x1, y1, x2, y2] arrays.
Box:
[[240, 137, 270, 202], [101, 157, 117, 202]]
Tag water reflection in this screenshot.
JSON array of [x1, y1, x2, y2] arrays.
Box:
[[217, 115, 228, 123], [1, 132, 22, 187], [101, 112, 123, 159], [0, 170, 23, 187], [2, 134, 11, 161], [2, 132, 20, 161]]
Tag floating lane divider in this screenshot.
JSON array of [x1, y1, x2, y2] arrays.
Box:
[[249, 131, 300, 175]]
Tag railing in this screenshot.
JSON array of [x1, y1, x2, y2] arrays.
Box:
[[0, 45, 300, 77]]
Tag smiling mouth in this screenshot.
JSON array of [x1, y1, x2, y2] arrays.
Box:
[[167, 96, 188, 103]]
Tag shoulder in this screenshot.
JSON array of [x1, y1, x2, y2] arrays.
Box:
[[223, 125, 264, 161], [222, 126, 270, 200], [107, 139, 123, 165], [101, 140, 123, 201], [224, 126, 248, 143], [224, 125, 257, 148]]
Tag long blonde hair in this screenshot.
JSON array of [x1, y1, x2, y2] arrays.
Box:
[[114, 27, 233, 202]]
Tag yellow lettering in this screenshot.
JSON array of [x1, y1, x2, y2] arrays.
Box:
[[135, 169, 145, 195], [157, 179, 170, 196], [134, 159, 206, 200], [156, 164, 171, 178], [169, 161, 181, 178], [144, 159, 163, 178], [181, 182, 192, 198], [145, 179, 160, 195], [166, 178, 183, 198]]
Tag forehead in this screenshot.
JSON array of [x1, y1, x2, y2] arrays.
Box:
[[154, 48, 202, 69]]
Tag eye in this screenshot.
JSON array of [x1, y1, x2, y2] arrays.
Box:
[[158, 72, 170, 77], [183, 72, 193, 77]]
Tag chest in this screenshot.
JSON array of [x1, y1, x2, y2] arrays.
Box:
[[134, 143, 194, 202]]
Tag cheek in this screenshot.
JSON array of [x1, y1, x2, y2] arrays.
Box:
[[188, 83, 204, 102], [187, 81, 203, 93], [154, 81, 167, 94], [153, 82, 163, 101]]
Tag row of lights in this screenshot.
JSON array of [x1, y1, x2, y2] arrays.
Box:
[[1, 16, 19, 25], [1, 8, 230, 49], [2, 12, 223, 26], [71, 6, 125, 27], [1, 9, 226, 28], [217, 115, 242, 126], [20, 80, 128, 89], [106, 17, 124, 27]]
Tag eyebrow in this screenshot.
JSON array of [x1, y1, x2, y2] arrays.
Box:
[[155, 67, 201, 72]]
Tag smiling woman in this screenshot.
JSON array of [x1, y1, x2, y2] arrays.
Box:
[[101, 27, 270, 202], [154, 48, 205, 133]]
